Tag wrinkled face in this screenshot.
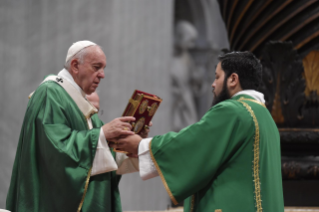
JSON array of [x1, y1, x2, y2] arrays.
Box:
[[76, 46, 106, 94], [211, 62, 230, 106]]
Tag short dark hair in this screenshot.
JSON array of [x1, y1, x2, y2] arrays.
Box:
[[218, 51, 262, 90]]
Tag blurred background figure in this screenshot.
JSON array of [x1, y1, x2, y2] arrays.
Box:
[[171, 20, 198, 131], [87, 92, 100, 111]]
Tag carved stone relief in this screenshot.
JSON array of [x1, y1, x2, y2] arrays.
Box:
[[171, 21, 199, 131]]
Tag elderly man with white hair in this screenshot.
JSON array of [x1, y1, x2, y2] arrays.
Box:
[[6, 41, 140, 212]]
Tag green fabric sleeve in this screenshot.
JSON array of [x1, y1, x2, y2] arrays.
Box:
[[6, 82, 101, 212], [150, 100, 254, 204], [38, 83, 99, 170]]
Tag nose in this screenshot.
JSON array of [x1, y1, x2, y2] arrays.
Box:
[[212, 80, 216, 88], [98, 69, 105, 79]]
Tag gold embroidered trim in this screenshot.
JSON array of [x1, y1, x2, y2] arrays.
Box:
[[238, 100, 263, 212], [77, 114, 95, 212], [238, 97, 266, 108], [149, 140, 178, 205], [76, 112, 96, 212], [190, 195, 195, 212], [77, 167, 92, 212]]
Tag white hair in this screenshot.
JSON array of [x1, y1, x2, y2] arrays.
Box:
[[64, 47, 88, 70], [64, 45, 102, 70]]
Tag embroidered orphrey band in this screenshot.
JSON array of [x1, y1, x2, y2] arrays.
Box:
[[149, 141, 178, 205], [77, 114, 95, 212], [238, 100, 263, 212], [77, 167, 92, 212], [238, 97, 266, 108], [190, 195, 195, 212]]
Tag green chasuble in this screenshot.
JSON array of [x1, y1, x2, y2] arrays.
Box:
[[150, 94, 284, 212], [6, 79, 122, 212]]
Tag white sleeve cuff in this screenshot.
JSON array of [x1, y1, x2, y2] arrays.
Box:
[[138, 137, 159, 180], [91, 128, 118, 176], [115, 153, 139, 175]]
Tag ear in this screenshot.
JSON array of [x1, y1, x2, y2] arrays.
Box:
[[70, 59, 80, 74], [228, 73, 240, 89]]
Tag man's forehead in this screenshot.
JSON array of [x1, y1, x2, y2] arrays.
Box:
[[215, 62, 223, 74]]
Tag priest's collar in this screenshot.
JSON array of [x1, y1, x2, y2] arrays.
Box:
[[58, 69, 86, 98], [232, 90, 265, 104]]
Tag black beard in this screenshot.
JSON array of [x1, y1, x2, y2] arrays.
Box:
[[212, 79, 231, 106]]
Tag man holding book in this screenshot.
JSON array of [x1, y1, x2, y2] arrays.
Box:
[[110, 52, 284, 212]]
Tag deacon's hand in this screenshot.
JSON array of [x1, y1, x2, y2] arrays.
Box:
[[109, 134, 143, 155], [102, 116, 136, 140], [139, 121, 153, 138]]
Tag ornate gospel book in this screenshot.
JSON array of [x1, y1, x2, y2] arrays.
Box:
[[122, 89, 162, 134]]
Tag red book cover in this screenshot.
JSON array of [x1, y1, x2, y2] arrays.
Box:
[[122, 90, 162, 134]]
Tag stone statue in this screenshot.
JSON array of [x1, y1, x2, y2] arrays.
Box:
[[171, 20, 198, 131]]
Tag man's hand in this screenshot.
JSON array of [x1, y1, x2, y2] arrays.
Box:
[[139, 121, 153, 138], [102, 116, 136, 140], [109, 134, 143, 155]]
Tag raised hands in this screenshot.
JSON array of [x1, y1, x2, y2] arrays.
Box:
[[102, 116, 136, 140], [106, 119, 153, 155], [109, 134, 143, 155]]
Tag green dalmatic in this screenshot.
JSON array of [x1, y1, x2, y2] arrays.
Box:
[[149, 94, 284, 212]]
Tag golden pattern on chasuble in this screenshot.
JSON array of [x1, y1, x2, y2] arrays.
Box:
[[238, 100, 263, 212], [190, 195, 195, 212], [77, 168, 92, 212], [149, 141, 178, 205]]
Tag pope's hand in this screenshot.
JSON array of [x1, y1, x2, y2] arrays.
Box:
[[109, 134, 143, 155], [102, 116, 135, 140]]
